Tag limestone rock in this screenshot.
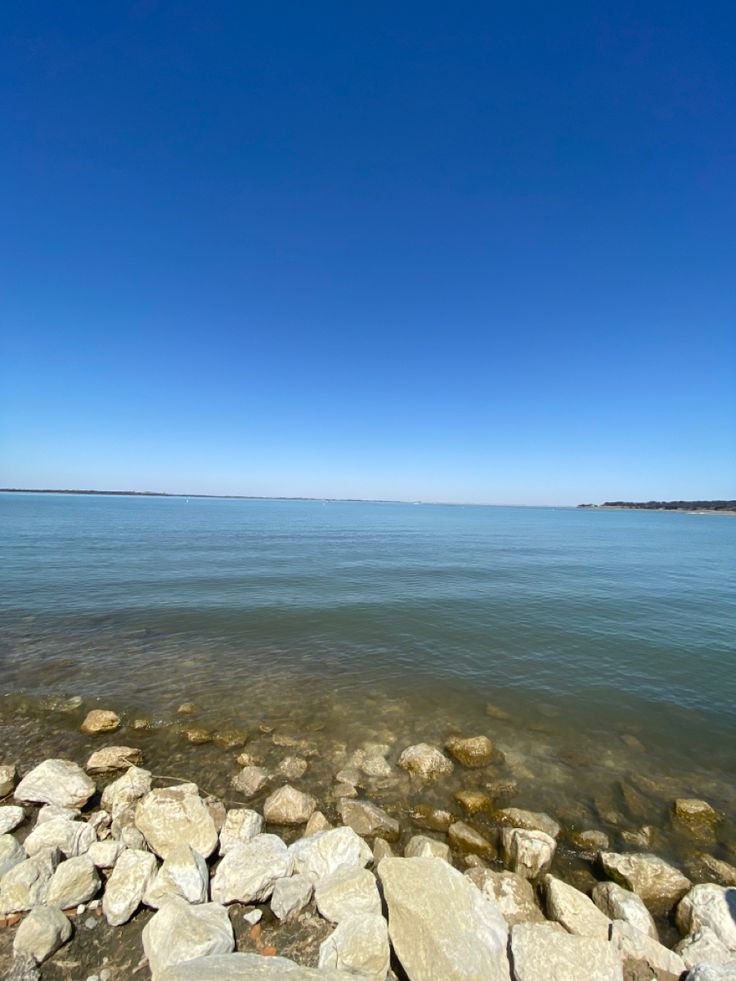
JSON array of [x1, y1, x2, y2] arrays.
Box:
[[609, 919, 686, 980], [144, 843, 209, 907], [676, 884, 736, 951], [15, 760, 95, 809], [46, 854, 100, 908], [102, 848, 158, 925], [674, 798, 720, 830], [372, 838, 393, 864], [339, 799, 399, 840], [87, 840, 125, 868], [405, 834, 450, 861], [397, 743, 454, 779], [465, 867, 544, 924], [454, 789, 493, 814], [379, 856, 510, 980], [510, 921, 623, 981], [0, 833, 25, 878], [351, 748, 392, 779], [278, 757, 308, 780], [600, 851, 691, 913], [318, 913, 390, 981], [448, 820, 495, 858], [211, 834, 291, 904], [86, 746, 143, 772], [315, 866, 381, 922], [232, 766, 268, 797], [0, 763, 18, 798], [445, 734, 495, 768], [80, 709, 120, 735], [219, 809, 263, 854], [13, 907, 71, 964], [101, 765, 152, 819], [135, 784, 218, 860], [289, 826, 372, 881], [0, 807, 24, 835], [592, 880, 658, 939], [410, 803, 455, 831], [543, 874, 611, 938], [501, 828, 555, 879], [304, 811, 331, 837], [263, 785, 316, 825], [677, 927, 733, 968], [570, 829, 609, 857], [35, 804, 80, 824], [23, 817, 96, 858], [271, 873, 313, 921], [0, 849, 60, 914], [689, 854, 736, 888], [142, 896, 234, 980], [157, 952, 352, 979], [496, 807, 560, 839], [685, 964, 736, 980]]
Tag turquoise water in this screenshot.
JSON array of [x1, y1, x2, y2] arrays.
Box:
[[1, 492, 735, 850]]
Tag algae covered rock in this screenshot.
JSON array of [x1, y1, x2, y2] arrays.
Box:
[[445, 734, 495, 767], [397, 743, 454, 779], [80, 709, 121, 735]]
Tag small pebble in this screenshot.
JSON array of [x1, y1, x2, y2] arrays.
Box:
[[86, 976, 99, 981], [76, 904, 86, 915], [88, 899, 100, 910], [244, 908, 262, 925], [100, 971, 112, 981], [84, 917, 97, 930]]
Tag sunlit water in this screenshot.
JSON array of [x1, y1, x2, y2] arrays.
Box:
[[1, 492, 735, 877]]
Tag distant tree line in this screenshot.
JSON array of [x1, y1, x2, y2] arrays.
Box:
[[597, 500, 736, 511]]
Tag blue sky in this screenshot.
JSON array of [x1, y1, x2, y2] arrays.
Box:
[[1, 2, 734, 504]]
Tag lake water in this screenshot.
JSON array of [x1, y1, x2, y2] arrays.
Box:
[[1, 492, 735, 871]]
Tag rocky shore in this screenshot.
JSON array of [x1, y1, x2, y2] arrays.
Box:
[[1, 708, 735, 980]]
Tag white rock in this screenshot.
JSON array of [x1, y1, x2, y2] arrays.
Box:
[[289, 826, 372, 881], [378, 856, 510, 980], [142, 895, 234, 980], [232, 766, 268, 797], [677, 884, 736, 951], [23, 817, 96, 858], [0, 807, 25, 834], [271, 873, 313, 921], [219, 809, 263, 854], [543, 874, 611, 938], [397, 743, 454, 779], [0, 833, 25, 877], [262, 785, 316, 825], [0, 763, 18, 798], [609, 919, 686, 978], [0, 848, 60, 913], [15, 760, 96, 809], [318, 913, 390, 980], [157, 952, 353, 979], [339, 799, 399, 839], [211, 834, 291, 904], [685, 965, 736, 981], [13, 906, 72, 963], [465, 868, 545, 924], [592, 880, 658, 939], [314, 866, 381, 922], [135, 785, 218, 860], [36, 804, 81, 824], [303, 811, 331, 837], [101, 765, 152, 819], [102, 848, 157, 925], [501, 827, 556, 879], [243, 908, 262, 925], [510, 921, 623, 981], [144, 843, 209, 907], [86, 746, 143, 772], [87, 840, 125, 868], [600, 850, 691, 912], [677, 927, 734, 968], [278, 757, 308, 780], [404, 835, 450, 861], [46, 855, 100, 908]]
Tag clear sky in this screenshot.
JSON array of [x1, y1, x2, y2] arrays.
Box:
[[2, 2, 734, 504]]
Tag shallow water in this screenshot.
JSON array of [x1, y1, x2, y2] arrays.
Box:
[[1, 492, 735, 869]]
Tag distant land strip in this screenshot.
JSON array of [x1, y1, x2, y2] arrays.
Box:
[[0, 488, 401, 503], [578, 500, 736, 512]]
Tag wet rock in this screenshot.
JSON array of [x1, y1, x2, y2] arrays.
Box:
[[372, 838, 393, 864], [620, 824, 656, 849], [23, 817, 96, 858], [404, 835, 450, 861], [177, 702, 196, 715], [674, 799, 721, 841], [379, 856, 510, 980], [486, 778, 519, 799], [542, 874, 611, 938], [46, 854, 100, 908], [87, 840, 125, 868], [318, 913, 390, 980], [278, 757, 308, 780], [157, 952, 351, 979], [689, 854, 736, 888], [676, 884, 736, 951], [496, 807, 560, 839], [144, 843, 209, 907], [219, 808, 263, 854], [289, 826, 372, 881], [0, 848, 60, 913], [101, 765, 152, 819], [15, 759, 96, 809], [410, 803, 455, 832], [80, 710, 120, 735], [270, 873, 313, 921], [102, 848, 158, 925], [86, 746, 143, 772], [339, 799, 399, 840], [182, 725, 212, 745], [143, 895, 234, 980], [677, 927, 733, 968], [397, 743, 454, 779], [570, 829, 609, 857], [211, 834, 291, 904], [232, 766, 268, 798], [445, 734, 495, 768], [465, 867, 544, 924], [304, 811, 331, 837], [315, 866, 381, 922], [13, 906, 72, 964], [0, 807, 25, 835], [0, 764, 18, 798], [352, 749, 392, 779], [486, 702, 512, 720], [263, 785, 316, 825], [620, 780, 657, 823], [620, 733, 645, 751], [510, 921, 622, 981], [501, 828, 556, 879], [609, 919, 686, 980], [135, 784, 218, 859], [591, 880, 658, 939], [0, 834, 25, 878], [454, 789, 493, 814], [600, 851, 691, 913], [213, 729, 248, 750], [448, 820, 495, 859]]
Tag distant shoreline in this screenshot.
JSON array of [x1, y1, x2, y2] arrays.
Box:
[[578, 501, 736, 516]]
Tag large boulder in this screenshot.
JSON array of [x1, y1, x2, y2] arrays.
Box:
[[263, 785, 316, 825], [314, 866, 381, 922], [0, 807, 25, 835], [12, 906, 71, 964], [0, 849, 60, 913], [501, 828, 555, 879], [543, 874, 611, 938], [510, 921, 622, 981], [289, 826, 372, 881], [600, 851, 692, 913], [45, 854, 100, 908], [15, 760, 95, 809], [219, 809, 263, 854], [0, 833, 25, 878], [80, 709, 120, 734], [318, 913, 390, 980], [158, 952, 353, 979], [609, 919, 686, 980], [378, 856, 510, 980], [445, 735, 495, 768], [677, 927, 733, 969], [23, 817, 96, 858], [135, 785, 218, 860], [465, 868, 545, 925], [142, 896, 234, 980], [592, 880, 658, 939], [86, 746, 143, 772], [211, 834, 291, 904], [397, 744, 454, 779], [144, 843, 209, 907], [339, 799, 399, 840], [676, 884, 736, 952], [102, 848, 158, 925]]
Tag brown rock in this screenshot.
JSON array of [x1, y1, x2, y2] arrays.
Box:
[[448, 821, 495, 859], [80, 710, 120, 735], [445, 735, 495, 768], [454, 789, 493, 814]]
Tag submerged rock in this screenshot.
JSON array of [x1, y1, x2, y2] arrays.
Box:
[[542, 874, 610, 938], [142, 896, 234, 980], [80, 710, 121, 735], [454, 789, 493, 814], [314, 866, 382, 922], [501, 828, 556, 879], [263, 785, 316, 825], [135, 784, 218, 859], [569, 829, 609, 857], [600, 850, 691, 913], [15, 759, 96, 809], [465, 867, 544, 924], [339, 799, 399, 840], [289, 826, 372, 881], [445, 734, 495, 768], [102, 848, 158, 925], [231, 766, 269, 798], [211, 834, 291, 904], [410, 803, 455, 831], [689, 853, 736, 888], [397, 743, 454, 779], [86, 746, 143, 771], [510, 921, 623, 981], [13, 906, 72, 964], [278, 756, 309, 780], [448, 820, 495, 859], [318, 913, 390, 981], [591, 880, 658, 939]]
